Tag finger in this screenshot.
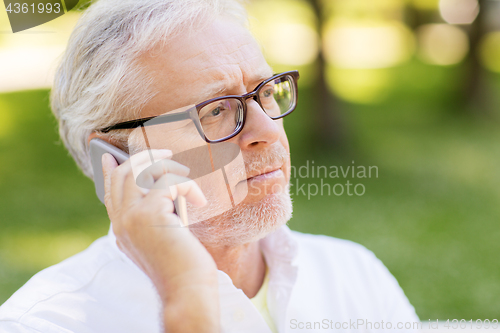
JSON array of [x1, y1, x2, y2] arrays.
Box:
[[129, 149, 173, 179], [149, 173, 207, 207], [121, 166, 151, 204], [135, 159, 190, 189], [102, 153, 119, 209], [110, 149, 172, 204]]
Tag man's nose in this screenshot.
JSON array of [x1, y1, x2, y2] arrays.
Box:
[[236, 98, 281, 149]]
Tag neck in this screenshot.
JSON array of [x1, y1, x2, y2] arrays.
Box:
[[204, 241, 266, 298]]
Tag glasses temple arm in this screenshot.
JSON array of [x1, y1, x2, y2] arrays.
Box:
[[99, 110, 193, 133]]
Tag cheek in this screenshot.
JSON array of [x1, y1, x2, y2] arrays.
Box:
[[278, 127, 291, 182], [276, 119, 290, 149]]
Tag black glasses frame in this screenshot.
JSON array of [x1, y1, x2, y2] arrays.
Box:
[[98, 70, 299, 143]]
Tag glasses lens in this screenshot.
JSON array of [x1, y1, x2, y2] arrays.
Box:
[[258, 74, 296, 118], [198, 98, 244, 141]]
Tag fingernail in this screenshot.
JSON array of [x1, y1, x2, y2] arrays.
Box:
[[101, 153, 110, 165]]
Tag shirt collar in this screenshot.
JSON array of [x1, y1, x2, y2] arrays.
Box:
[[260, 224, 299, 266], [107, 223, 300, 332], [106, 223, 299, 273]]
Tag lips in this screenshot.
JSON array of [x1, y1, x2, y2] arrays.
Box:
[[246, 166, 283, 181]]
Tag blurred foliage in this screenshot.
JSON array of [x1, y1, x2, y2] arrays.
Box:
[[0, 90, 109, 302], [289, 60, 500, 319], [479, 31, 500, 73], [1, 0, 500, 322]]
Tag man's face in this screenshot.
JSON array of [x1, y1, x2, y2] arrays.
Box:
[[133, 19, 292, 246]]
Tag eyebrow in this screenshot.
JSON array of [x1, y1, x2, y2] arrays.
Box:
[[197, 68, 274, 103]]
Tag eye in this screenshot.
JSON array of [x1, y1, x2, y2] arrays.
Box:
[[211, 107, 221, 117], [201, 101, 230, 120]]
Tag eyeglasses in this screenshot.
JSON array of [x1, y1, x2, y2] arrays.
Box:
[[99, 70, 299, 143]]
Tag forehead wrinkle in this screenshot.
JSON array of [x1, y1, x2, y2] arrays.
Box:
[[146, 21, 273, 107], [177, 32, 247, 68], [195, 52, 273, 101], [222, 39, 274, 88], [190, 34, 268, 86], [194, 65, 242, 102], [176, 49, 209, 68]]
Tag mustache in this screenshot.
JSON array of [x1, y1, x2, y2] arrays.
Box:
[[229, 144, 290, 182]]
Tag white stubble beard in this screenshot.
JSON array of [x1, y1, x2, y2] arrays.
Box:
[[187, 185, 293, 247], [187, 144, 293, 247]]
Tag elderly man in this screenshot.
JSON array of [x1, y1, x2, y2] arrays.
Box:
[[0, 0, 419, 332]]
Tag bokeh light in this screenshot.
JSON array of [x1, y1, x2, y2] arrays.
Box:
[[248, 0, 319, 67], [0, 11, 80, 92], [265, 22, 318, 66], [322, 19, 414, 104], [416, 24, 469, 66], [478, 31, 500, 73], [0, 46, 64, 92], [439, 0, 479, 25], [326, 67, 392, 104]]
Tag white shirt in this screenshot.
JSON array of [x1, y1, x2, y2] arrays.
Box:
[[0, 225, 419, 332]]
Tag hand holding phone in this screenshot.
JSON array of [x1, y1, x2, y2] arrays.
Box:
[[89, 138, 188, 225], [98, 148, 219, 331]]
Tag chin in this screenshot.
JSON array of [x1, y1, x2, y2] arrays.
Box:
[[188, 186, 293, 248]]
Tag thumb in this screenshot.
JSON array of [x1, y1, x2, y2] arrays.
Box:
[[102, 153, 118, 210]]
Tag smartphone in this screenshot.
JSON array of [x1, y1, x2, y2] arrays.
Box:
[[89, 138, 188, 226]]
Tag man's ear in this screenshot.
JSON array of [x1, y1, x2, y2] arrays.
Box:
[[87, 132, 104, 145], [87, 132, 127, 153]]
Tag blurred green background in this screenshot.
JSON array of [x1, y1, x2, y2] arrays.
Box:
[[1, 0, 500, 321]]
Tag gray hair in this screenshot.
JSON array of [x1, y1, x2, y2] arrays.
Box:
[[51, 0, 248, 179]]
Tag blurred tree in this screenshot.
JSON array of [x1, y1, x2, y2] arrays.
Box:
[[404, 1, 435, 30], [464, 0, 488, 114], [405, 0, 491, 116]]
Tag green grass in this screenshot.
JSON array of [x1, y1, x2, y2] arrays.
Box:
[[1, 61, 500, 320]]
